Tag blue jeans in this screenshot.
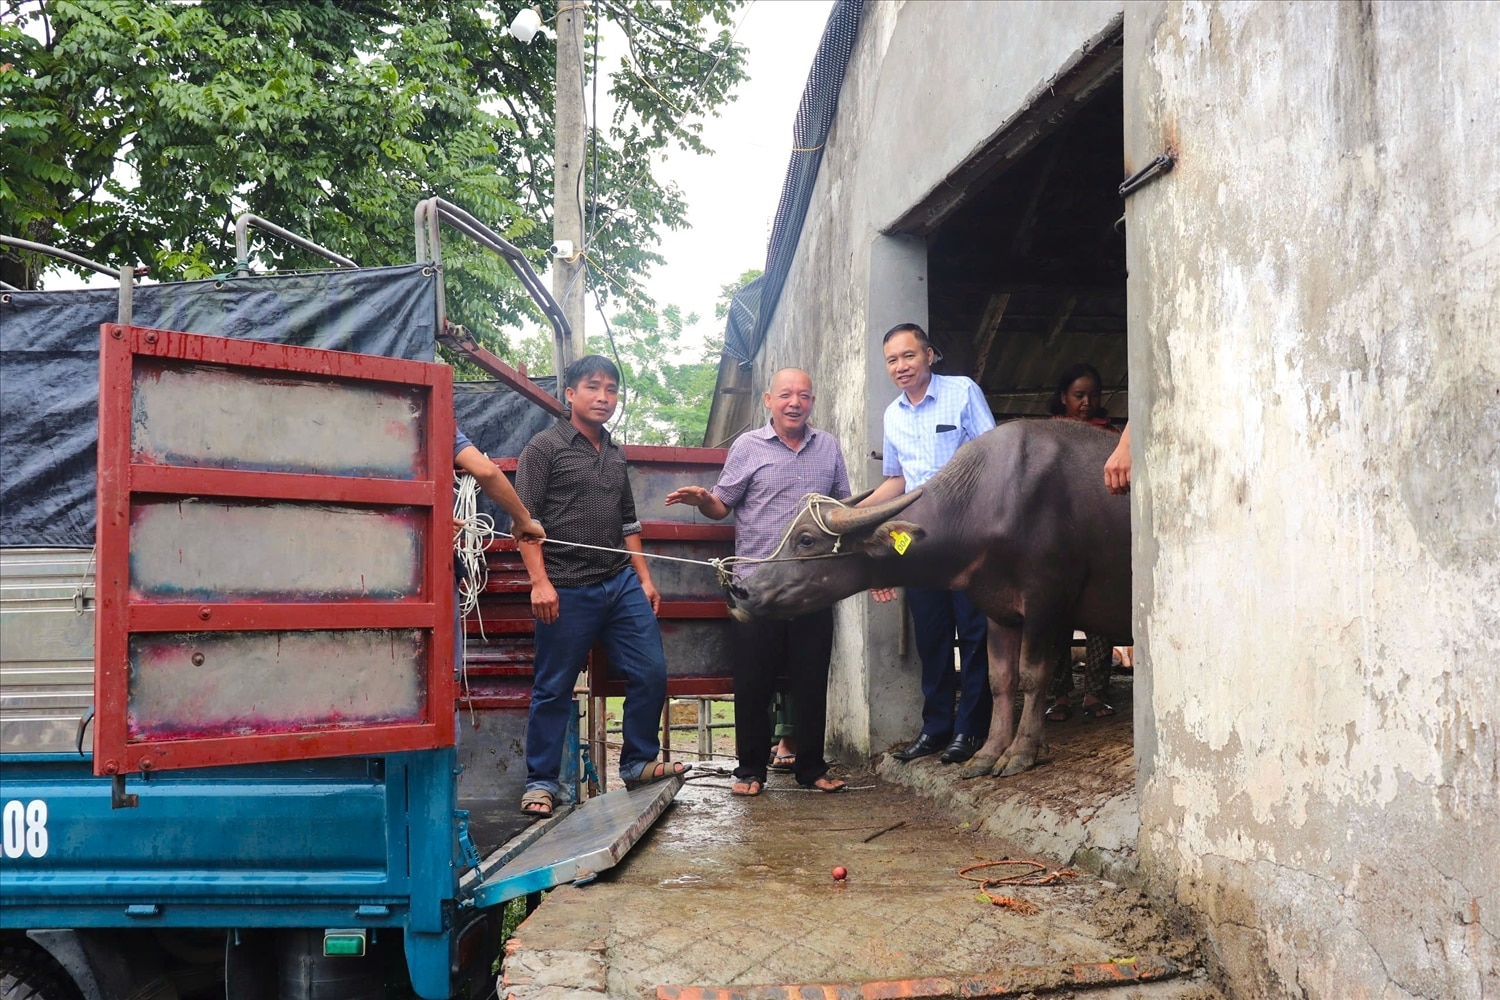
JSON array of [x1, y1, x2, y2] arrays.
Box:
[[527, 567, 667, 794], [907, 587, 992, 741]]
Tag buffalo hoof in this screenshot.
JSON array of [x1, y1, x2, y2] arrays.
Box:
[[957, 755, 999, 780], [993, 753, 1037, 777]]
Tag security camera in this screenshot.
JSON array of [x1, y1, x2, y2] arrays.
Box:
[[549, 240, 574, 258]]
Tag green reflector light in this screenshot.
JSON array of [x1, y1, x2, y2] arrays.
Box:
[[323, 930, 367, 957]]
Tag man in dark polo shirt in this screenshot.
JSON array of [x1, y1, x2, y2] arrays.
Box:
[[665, 368, 850, 797], [514, 355, 686, 819]]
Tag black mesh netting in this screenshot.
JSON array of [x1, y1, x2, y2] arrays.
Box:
[[722, 0, 863, 365]]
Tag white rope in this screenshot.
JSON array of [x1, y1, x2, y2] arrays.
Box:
[[453, 475, 494, 728], [454, 480, 857, 598], [452, 474, 495, 626], [710, 493, 851, 587]]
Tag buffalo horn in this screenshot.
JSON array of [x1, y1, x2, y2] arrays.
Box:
[[820, 488, 924, 535]]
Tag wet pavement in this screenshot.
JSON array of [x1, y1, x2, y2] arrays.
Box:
[[501, 674, 1226, 1000]]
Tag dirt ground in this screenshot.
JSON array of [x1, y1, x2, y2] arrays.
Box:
[[594, 697, 739, 791]]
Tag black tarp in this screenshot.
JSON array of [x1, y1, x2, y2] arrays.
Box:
[[0, 265, 557, 547], [453, 379, 560, 535], [453, 378, 559, 459]]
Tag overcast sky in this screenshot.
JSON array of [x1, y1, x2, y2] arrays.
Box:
[[635, 0, 835, 346]]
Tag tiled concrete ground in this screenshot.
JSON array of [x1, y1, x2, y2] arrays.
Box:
[[501, 673, 1224, 1000]]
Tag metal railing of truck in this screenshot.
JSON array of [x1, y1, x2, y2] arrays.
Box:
[[233, 214, 358, 276], [414, 196, 571, 411], [228, 206, 568, 416], [0, 235, 136, 323]]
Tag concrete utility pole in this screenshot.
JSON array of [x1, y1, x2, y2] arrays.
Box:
[[552, 0, 588, 379]]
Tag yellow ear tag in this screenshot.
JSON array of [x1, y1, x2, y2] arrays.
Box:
[[890, 530, 912, 555]]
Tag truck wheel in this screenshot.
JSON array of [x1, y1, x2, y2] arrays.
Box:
[[0, 943, 84, 1000]]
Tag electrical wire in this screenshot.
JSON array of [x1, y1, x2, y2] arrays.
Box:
[[598, 0, 757, 232], [589, 0, 602, 250], [591, 280, 631, 439], [557, 2, 756, 449]]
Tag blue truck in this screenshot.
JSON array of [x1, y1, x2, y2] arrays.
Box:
[[0, 204, 694, 1000]]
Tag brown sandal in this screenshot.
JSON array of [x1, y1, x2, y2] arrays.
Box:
[[623, 760, 690, 790], [519, 789, 554, 819]]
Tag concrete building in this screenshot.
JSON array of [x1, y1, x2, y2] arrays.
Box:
[[708, 2, 1498, 997]]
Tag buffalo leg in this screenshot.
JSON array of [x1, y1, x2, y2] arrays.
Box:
[[993, 620, 1065, 777], [958, 619, 1021, 780]]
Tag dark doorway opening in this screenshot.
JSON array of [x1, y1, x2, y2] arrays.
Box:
[[887, 68, 1136, 856], [922, 73, 1127, 425]]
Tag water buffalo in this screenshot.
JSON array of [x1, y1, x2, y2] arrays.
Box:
[[723, 418, 1130, 778]]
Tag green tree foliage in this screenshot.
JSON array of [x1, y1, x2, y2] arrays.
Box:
[[598, 300, 717, 446], [1, 0, 747, 352], [501, 296, 716, 446], [501, 262, 764, 446]]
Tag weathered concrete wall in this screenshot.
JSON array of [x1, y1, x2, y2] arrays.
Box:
[[1125, 3, 1500, 997], [756, 0, 1126, 755]]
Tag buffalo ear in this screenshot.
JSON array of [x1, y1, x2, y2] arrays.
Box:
[[864, 520, 926, 558]]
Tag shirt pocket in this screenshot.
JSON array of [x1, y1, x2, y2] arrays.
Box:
[[932, 424, 963, 468], [602, 454, 631, 492]]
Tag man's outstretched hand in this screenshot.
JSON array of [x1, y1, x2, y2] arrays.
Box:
[[1105, 425, 1132, 495]]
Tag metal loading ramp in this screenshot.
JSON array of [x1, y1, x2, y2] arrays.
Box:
[[462, 775, 685, 909]]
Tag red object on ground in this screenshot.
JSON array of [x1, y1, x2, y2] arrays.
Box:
[[832, 866, 848, 881]]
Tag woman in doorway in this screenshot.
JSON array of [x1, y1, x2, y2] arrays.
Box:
[[1049, 362, 1114, 428], [1045, 362, 1121, 721]]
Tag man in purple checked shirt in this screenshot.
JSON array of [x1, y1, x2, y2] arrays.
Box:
[[666, 369, 850, 798]]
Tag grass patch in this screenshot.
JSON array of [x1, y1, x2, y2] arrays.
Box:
[[600, 696, 735, 728]]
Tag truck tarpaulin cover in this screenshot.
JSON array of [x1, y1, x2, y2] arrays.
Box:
[[453, 378, 558, 531], [0, 265, 437, 547]]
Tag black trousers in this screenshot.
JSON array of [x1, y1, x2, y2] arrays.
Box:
[[906, 587, 992, 741], [730, 608, 835, 786]]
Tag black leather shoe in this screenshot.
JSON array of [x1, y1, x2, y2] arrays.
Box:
[[891, 733, 948, 761], [939, 735, 982, 764]]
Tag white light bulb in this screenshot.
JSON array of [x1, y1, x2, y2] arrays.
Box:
[[508, 8, 543, 44]]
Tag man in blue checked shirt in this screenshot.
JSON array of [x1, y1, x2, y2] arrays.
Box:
[[860, 323, 995, 765]]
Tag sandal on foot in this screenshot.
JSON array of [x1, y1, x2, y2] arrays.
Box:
[[802, 776, 845, 793], [768, 752, 796, 773], [1044, 700, 1073, 722], [730, 778, 763, 797], [519, 789, 554, 819], [1083, 700, 1117, 719], [623, 760, 690, 790]]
